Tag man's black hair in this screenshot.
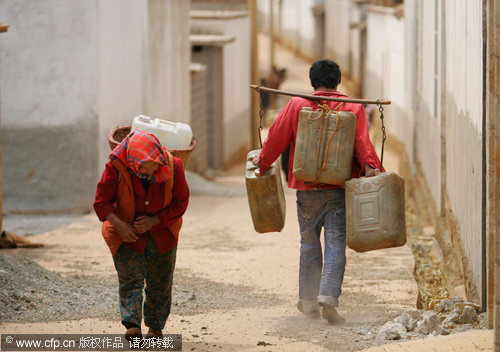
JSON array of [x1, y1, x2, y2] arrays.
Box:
[[309, 59, 341, 90]]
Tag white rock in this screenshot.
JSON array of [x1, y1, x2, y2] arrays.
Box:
[[458, 306, 477, 324], [478, 312, 488, 329], [394, 313, 418, 332], [435, 299, 454, 313], [443, 310, 461, 324], [415, 311, 441, 335], [455, 301, 481, 313], [379, 321, 407, 340], [405, 309, 423, 321]]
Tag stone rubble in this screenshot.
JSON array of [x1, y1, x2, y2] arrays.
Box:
[[378, 296, 485, 341]]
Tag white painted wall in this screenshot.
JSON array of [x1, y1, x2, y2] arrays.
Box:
[[405, 0, 484, 302], [443, 0, 484, 301], [324, 0, 351, 70], [99, 0, 191, 168], [191, 14, 251, 165], [1, 0, 99, 128], [365, 7, 411, 164], [259, 0, 318, 60], [98, 0, 146, 168], [0, 0, 191, 211]]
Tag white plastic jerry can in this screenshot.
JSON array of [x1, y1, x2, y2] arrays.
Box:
[[245, 149, 286, 233], [345, 171, 407, 252], [131, 115, 193, 150]]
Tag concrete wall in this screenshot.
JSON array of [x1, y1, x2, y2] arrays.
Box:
[[404, 0, 485, 303], [259, 0, 319, 60], [442, 0, 484, 303], [0, 0, 190, 212], [189, 64, 209, 173], [364, 6, 411, 162], [191, 45, 224, 169], [324, 0, 351, 71], [191, 12, 251, 166], [0, 0, 99, 212]]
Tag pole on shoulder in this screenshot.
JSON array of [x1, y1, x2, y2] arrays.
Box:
[[250, 85, 391, 105]]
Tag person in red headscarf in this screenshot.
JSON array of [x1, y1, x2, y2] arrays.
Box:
[[94, 130, 189, 340]]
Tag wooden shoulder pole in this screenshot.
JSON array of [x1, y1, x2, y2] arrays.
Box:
[[250, 85, 392, 105]]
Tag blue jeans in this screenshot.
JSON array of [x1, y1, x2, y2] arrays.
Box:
[[296, 189, 346, 311]]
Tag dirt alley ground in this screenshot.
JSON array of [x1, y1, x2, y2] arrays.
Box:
[[0, 159, 417, 352], [0, 35, 421, 351]]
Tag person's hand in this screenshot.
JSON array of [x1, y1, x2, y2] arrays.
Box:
[[133, 216, 160, 234], [107, 212, 138, 242], [364, 164, 381, 177], [252, 156, 259, 166], [115, 220, 138, 242]]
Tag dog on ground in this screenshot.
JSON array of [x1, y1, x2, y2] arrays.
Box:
[[260, 65, 287, 113], [0, 231, 44, 249]]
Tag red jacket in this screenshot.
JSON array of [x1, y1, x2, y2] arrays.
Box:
[[94, 156, 189, 254], [258, 90, 381, 190]]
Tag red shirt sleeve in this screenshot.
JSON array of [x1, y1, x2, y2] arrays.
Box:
[[353, 105, 382, 174], [155, 158, 190, 227], [94, 161, 118, 222], [258, 99, 296, 173]]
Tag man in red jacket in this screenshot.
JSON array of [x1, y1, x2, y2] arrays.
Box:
[[254, 59, 381, 324]]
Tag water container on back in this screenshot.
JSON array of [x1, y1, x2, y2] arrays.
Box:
[[293, 106, 356, 185], [245, 150, 286, 233], [131, 115, 193, 150], [345, 171, 406, 252]]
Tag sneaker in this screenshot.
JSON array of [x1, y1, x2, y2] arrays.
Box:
[[297, 301, 320, 319], [320, 303, 345, 324]]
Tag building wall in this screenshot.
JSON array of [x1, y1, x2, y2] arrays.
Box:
[[405, 0, 485, 303], [0, 0, 99, 212], [259, 0, 319, 61], [189, 64, 209, 173], [443, 0, 484, 303], [98, 0, 146, 170], [414, 0, 443, 210], [0, 0, 191, 212], [192, 46, 224, 169], [365, 7, 411, 162], [191, 13, 251, 166], [324, 0, 351, 70]]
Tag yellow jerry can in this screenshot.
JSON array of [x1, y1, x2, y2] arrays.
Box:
[[245, 149, 286, 233], [345, 171, 407, 252], [293, 106, 356, 185]]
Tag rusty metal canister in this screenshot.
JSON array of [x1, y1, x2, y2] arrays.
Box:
[[293, 107, 356, 185], [345, 171, 406, 252], [245, 149, 286, 233]]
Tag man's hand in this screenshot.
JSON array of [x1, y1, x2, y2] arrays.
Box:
[[252, 156, 259, 166], [133, 215, 160, 234], [364, 164, 381, 177]]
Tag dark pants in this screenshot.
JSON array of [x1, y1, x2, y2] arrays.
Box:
[[112, 235, 177, 331]]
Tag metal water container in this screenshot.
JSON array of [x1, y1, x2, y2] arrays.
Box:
[[293, 107, 356, 185], [245, 150, 286, 233], [345, 171, 406, 252]]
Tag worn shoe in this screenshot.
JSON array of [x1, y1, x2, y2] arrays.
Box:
[[320, 303, 345, 324], [145, 328, 163, 339], [297, 301, 320, 319], [125, 327, 142, 343]]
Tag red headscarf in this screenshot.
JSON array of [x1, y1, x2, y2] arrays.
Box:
[[110, 130, 171, 183]]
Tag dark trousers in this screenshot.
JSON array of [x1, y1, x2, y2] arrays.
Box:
[[112, 235, 177, 331]]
